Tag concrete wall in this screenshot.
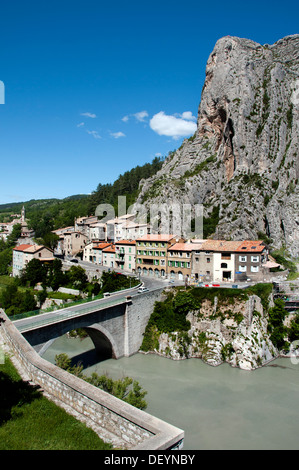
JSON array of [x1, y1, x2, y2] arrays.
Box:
[[0, 309, 184, 450]]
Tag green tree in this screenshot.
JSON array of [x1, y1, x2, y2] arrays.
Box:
[[50, 258, 65, 291], [267, 299, 288, 350], [55, 354, 147, 410], [0, 247, 13, 275], [67, 265, 88, 290], [42, 232, 59, 251], [6, 224, 22, 247], [20, 258, 47, 287]]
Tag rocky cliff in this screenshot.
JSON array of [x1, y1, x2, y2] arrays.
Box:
[[156, 292, 276, 371], [136, 35, 299, 257]]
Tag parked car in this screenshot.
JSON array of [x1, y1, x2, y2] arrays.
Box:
[[70, 258, 78, 263]]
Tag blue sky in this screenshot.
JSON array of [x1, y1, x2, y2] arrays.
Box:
[[0, 0, 298, 204]]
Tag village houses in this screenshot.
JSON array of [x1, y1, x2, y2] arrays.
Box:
[[48, 211, 277, 283]]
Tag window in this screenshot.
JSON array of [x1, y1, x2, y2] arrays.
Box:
[[239, 265, 247, 272], [251, 265, 259, 272], [239, 255, 247, 262], [251, 256, 259, 262], [221, 263, 228, 268], [207, 257, 211, 263]]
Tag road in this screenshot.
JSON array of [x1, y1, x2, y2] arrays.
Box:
[[13, 284, 141, 332]]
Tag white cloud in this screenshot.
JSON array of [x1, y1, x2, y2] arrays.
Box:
[[110, 131, 126, 139], [87, 130, 101, 139], [180, 111, 197, 121], [81, 112, 97, 118], [149, 111, 197, 139], [121, 110, 149, 123], [133, 110, 148, 122], [77, 122, 85, 127]]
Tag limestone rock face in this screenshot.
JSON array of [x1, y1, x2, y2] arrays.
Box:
[[136, 35, 299, 257], [156, 294, 277, 370]]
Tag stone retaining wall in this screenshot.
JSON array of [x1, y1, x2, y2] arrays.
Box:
[[0, 309, 184, 450]]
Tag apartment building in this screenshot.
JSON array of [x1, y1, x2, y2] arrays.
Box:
[[102, 244, 116, 268], [75, 216, 98, 238], [233, 240, 268, 281], [83, 241, 111, 264], [136, 234, 184, 278], [62, 231, 88, 257], [89, 222, 106, 241], [168, 242, 193, 281], [115, 240, 136, 272], [13, 244, 54, 277], [196, 240, 268, 283]]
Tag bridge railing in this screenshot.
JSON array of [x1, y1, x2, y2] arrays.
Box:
[[10, 283, 142, 322], [14, 296, 129, 333]]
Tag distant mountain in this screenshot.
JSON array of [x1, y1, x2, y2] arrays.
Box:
[[135, 35, 299, 258]]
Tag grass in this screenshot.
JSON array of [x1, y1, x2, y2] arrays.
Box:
[[0, 356, 113, 450]]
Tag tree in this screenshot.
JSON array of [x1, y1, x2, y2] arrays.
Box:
[[6, 224, 22, 247], [0, 283, 37, 316], [50, 258, 65, 291], [0, 247, 13, 275], [55, 353, 147, 410], [20, 258, 47, 287], [67, 265, 88, 290], [268, 299, 288, 350], [42, 232, 59, 251]]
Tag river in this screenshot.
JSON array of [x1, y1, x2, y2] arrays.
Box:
[[41, 334, 299, 450]]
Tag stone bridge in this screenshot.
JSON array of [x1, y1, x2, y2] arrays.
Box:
[[13, 288, 164, 360], [0, 287, 185, 450]]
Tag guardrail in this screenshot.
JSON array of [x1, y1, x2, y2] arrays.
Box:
[[10, 282, 142, 322], [14, 296, 129, 333]]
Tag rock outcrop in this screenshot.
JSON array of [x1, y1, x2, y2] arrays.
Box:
[[136, 35, 299, 257], [155, 293, 277, 371]]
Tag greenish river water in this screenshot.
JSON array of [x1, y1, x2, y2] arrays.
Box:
[[41, 335, 299, 450]]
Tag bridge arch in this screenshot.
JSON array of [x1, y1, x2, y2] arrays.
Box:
[[83, 324, 121, 359]]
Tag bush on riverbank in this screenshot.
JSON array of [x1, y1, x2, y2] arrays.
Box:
[[55, 353, 148, 410]]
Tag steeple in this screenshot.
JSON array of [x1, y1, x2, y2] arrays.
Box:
[[21, 206, 25, 223]]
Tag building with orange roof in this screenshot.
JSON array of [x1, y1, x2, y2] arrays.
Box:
[[83, 241, 111, 264], [12, 244, 54, 277], [194, 239, 269, 282], [102, 244, 116, 269], [115, 240, 136, 273], [168, 242, 193, 281], [136, 234, 184, 279]]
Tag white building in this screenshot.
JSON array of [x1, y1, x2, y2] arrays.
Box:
[[12, 244, 54, 277]]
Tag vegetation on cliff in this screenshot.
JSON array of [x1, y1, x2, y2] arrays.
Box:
[[140, 285, 299, 368]]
